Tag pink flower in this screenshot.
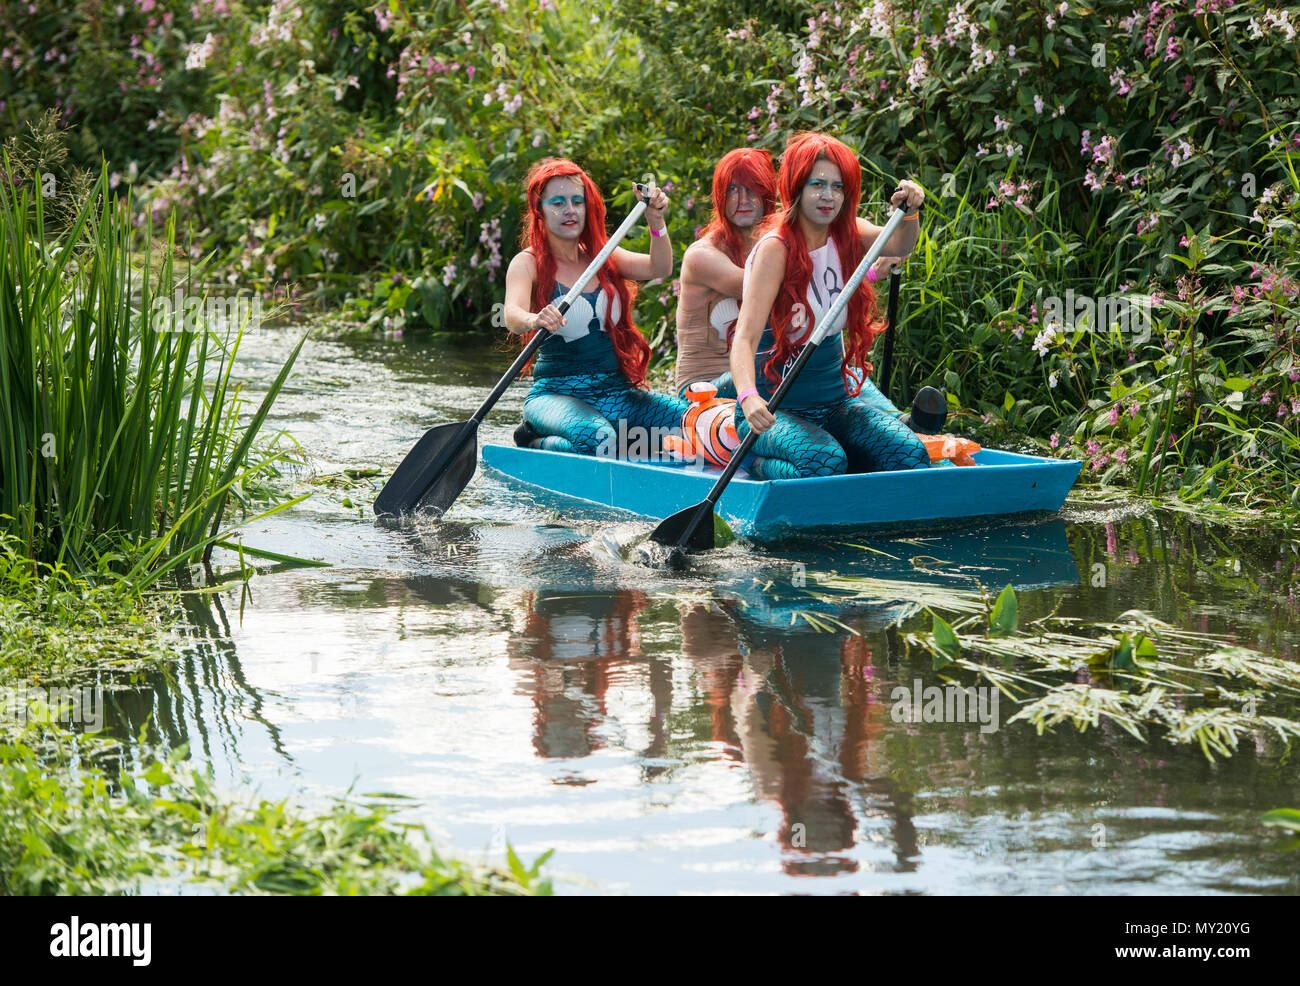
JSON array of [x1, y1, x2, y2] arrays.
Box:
[[1050, 433, 1060, 448], [1109, 406, 1120, 425], [1262, 391, 1273, 405]]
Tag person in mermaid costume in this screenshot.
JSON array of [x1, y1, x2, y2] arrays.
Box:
[[728, 132, 933, 479], [503, 158, 688, 458], [673, 148, 778, 400]]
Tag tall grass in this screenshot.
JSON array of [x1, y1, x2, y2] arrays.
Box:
[[0, 152, 306, 585]]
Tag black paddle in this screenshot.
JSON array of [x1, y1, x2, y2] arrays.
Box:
[[649, 202, 913, 565], [373, 184, 655, 519], [879, 264, 901, 399]]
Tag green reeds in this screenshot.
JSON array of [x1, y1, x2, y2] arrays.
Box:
[[0, 153, 306, 584]]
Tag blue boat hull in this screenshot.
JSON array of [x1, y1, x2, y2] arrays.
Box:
[[481, 444, 1082, 539]]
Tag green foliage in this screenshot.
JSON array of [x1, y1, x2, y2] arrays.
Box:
[[908, 601, 1300, 762], [929, 610, 962, 667], [0, 136, 306, 581], [988, 583, 1018, 637], [0, 727, 551, 895], [0, 530, 172, 682], [1261, 809, 1300, 843], [0, 1, 214, 179]]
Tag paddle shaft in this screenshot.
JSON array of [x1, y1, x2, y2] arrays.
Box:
[[396, 192, 653, 510], [668, 204, 912, 549]]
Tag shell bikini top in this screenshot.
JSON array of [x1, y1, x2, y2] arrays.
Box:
[[708, 296, 740, 342], [741, 230, 848, 343], [548, 281, 623, 341]]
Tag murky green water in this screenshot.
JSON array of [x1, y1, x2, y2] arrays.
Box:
[[99, 325, 1300, 894]]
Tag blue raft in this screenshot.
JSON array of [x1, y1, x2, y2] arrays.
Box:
[[481, 444, 1082, 540]]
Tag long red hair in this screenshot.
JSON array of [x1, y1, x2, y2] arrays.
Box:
[[519, 158, 649, 385], [701, 148, 778, 266], [761, 133, 881, 395]]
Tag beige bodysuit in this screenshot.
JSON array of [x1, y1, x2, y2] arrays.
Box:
[[674, 287, 739, 391]]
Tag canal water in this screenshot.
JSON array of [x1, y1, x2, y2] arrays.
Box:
[[103, 325, 1300, 894]]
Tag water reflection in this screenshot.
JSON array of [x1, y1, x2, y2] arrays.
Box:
[[490, 521, 1081, 880], [81, 437, 1300, 893]]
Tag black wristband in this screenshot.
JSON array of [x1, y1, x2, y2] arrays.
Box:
[[889, 185, 922, 215]]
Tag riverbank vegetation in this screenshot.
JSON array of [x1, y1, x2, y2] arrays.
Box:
[[6, 0, 1296, 511], [1, 123, 307, 583], [0, 530, 551, 895], [0, 116, 550, 895]]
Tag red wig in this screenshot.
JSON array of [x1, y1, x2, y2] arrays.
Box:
[[519, 158, 649, 385], [700, 148, 778, 266], [761, 132, 881, 396]]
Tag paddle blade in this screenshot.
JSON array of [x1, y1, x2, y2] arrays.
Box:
[[373, 421, 477, 518], [416, 425, 479, 517], [649, 501, 715, 554]]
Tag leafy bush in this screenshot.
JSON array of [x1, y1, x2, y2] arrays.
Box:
[[609, 0, 1300, 504], [0, 0, 218, 178], [0, 726, 552, 895], [11, 1, 1300, 503]]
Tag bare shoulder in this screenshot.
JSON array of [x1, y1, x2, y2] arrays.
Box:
[[507, 250, 538, 276], [754, 234, 789, 265], [681, 237, 719, 273]]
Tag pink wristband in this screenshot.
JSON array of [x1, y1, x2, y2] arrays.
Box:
[[736, 387, 759, 404], [649, 225, 666, 237]]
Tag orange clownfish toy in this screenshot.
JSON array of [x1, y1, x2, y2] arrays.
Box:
[[661, 383, 741, 467], [916, 434, 982, 467]]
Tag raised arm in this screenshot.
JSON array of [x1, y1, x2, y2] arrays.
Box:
[[856, 179, 925, 259], [729, 237, 787, 434], [611, 183, 672, 281]]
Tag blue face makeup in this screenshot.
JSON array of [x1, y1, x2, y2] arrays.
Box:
[[805, 178, 845, 196], [543, 195, 585, 208]]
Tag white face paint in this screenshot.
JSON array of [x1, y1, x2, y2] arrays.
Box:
[[724, 182, 764, 228], [540, 176, 586, 241], [798, 159, 845, 229]]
